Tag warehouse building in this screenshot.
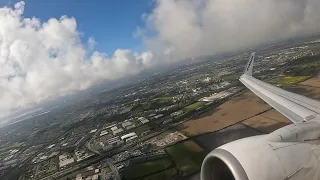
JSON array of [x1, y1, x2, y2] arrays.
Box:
[[138, 117, 149, 124], [121, 132, 138, 142]]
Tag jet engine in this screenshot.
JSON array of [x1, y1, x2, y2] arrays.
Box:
[[201, 121, 320, 180]]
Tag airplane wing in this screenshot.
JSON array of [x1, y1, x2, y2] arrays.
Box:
[[239, 53, 320, 123]]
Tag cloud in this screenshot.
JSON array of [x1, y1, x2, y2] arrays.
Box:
[[0, 2, 153, 115], [141, 0, 320, 59], [2, 0, 320, 117], [87, 37, 96, 51]]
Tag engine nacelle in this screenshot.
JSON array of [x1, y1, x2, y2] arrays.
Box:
[[201, 123, 320, 180]]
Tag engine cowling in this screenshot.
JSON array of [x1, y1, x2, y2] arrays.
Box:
[[201, 122, 320, 180]]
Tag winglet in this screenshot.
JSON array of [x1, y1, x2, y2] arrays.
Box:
[[244, 52, 255, 76]]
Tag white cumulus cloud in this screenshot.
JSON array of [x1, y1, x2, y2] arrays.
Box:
[[142, 0, 320, 59], [0, 2, 153, 115], [2, 0, 320, 117]]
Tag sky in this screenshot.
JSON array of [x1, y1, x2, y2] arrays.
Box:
[[1, 0, 320, 120], [0, 0, 153, 54]]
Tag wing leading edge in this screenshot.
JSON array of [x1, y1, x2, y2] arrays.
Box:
[[239, 53, 320, 123]]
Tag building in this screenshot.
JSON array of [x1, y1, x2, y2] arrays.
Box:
[[75, 149, 93, 162], [89, 129, 97, 133], [200, 90, 232, 102], [125, 124, 136, 130], [110, 126, 124, 135], [122, 121, 132, 128], [126, 136, 138, 142], [100, 130, 108, 137], [113, 128, 124, 135], [49, 151, 59, 158], [220, 81, 230, 87], [163, 118, 174, 124], [203, 77, 211, 83], [122, 120, 136, 130], [107, 136, 122, 146], [153, 114, 164, 119], [78, 169, 100, 180], [149, 113, 156, 117], [138, 117, 149, 124], [121, 132, 138, 142], [104, 124, 117, 129], [110, 126, 118, 131], [170, 110, 184, 118], [91, 174, 99, 180], [75, 174, 82, 180], [154, 132, 187, 148], [47, 144, 55, 149], [59, 154, 75, 168], [39, 156, 48, 160]]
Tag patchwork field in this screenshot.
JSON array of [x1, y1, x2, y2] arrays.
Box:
[[195, 123, 262, 151], [299, 75, 320, 87], [182, 74, 320, 136], [258, 109, 291, 123], [143, 168, 178, 180], [181, 92, 271, 136], [183, 102, 205, 112], [242, 114, 288, 133], [122, 158, 173, 180], [165, 140, 207, 176], [273, 76, 310, 85]]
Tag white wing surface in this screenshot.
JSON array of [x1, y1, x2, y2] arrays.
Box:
[[239, 53, 320, 123]]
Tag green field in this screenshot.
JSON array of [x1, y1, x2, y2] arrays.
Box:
[[166, 140, 207, 175], [151, 96, 173, 102], [143, 168, 178, 180], [45, 166, 57, 174], [274, 76, 309, 85], [132, 97, 173, 113], [285, 55, 320, 76], [183, 102, 205, 112], [122, 158, 173, 179], [221, 73, 241, 81]]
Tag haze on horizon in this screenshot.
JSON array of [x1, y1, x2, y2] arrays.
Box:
[[1, 0, 320, 119]]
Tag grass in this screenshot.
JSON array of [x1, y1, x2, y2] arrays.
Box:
[[143, 168, 178, 180], [273, 76, 310, 85], [45, 166, 57, 173], [106, 167, 111, 173], [166, 140, 207, 175], [122, 158, 173, 179], [151, 96, 173, 102], [183, 102, 205, 112], [131, 102, 151, 113], [10, 142, 26, 148], [285, 55, 320, 76], [221, 73, 241, 81]]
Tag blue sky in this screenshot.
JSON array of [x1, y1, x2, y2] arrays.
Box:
[[0, 0, 154, 55]]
